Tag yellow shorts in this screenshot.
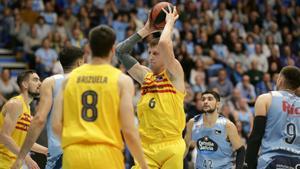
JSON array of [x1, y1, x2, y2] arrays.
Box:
[[63, 144, 124, 169], [132, 138, 185, 169]]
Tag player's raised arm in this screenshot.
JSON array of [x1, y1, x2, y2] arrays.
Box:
[[157, 5, 185, 92], [115, 17, 155, 84], [119, 74, 148, 169]]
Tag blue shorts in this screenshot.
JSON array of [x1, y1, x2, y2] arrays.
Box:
[[45, 154, 63, 169], [258, 154, 300, 169]]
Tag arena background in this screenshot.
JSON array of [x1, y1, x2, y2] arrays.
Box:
[[0, 0, 299, 168]]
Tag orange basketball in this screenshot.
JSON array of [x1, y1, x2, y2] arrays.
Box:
[[150, 2, 174, 29]]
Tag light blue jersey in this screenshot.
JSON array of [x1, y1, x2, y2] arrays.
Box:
[[192, 115, 233, 169], [45, 74, 64, 169], [257, 91, 300, 169]]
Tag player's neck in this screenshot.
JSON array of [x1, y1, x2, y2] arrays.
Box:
[[90, 57, 111, 65], [203, 111, 218, 127], [20, 92, 33, 105]]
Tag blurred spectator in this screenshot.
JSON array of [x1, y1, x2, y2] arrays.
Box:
[[40, 2, 57, 25], [35, 38, 58, 79], [234, 98, 253, 139], [70, 28, 87, 48], [280, 45, 297, 66], [112, 13, 129, 42], [24, 25, 41, 56], [209, 68, 233, 98], [54, 16, 68, 40], [189, 58, 207, 84], [256, 72, 276, 95], [246, 59, 264, 86], [10, 9, 30, 47], [249, 44, 269, 72], [230, 62, 245, 86], [64, 7, 78, 37], [116, 0, 133, 13], [192, 74, 207, 93], [212, 34, 229, 63], [34, 16, 51, 40], [229, 42, 247, 69], [0, 68, 19, 106], [236, 74, 256, 105]]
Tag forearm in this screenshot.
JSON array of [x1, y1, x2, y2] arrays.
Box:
[[18, 119, 46, 159], [159, 21, 174, 43], [0, 134, 20, 155], [32, 143, 47, 155], [116, 33, 142, 55], [123, 130, 147, 168], [235, 146, 245, 169]]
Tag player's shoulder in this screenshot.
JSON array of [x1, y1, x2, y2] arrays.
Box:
[[5, 97, 23, 111], [118, 72, 134, 84], [256, 93, 272, 104], [225, 118, 237, 131]]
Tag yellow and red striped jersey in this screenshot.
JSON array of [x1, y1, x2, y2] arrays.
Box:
[[0, 95, 31, 160], [137, 70, 186, 143]]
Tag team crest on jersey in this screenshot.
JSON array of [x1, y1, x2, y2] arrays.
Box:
[[197, 136, 218, 154], [215, 130, 221, 135], [156, 75, 164, 82]]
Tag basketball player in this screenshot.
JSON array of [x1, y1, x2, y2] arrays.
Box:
[[0, 70, 47, 169], [116, 5, 186, 169], [51, 25, 147, 169], [184, 90, 245, 169], [245, 66, 300, 169], [11, 46, 84, 169]]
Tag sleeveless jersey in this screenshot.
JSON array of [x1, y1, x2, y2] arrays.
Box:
[[0, 95, 31, 160], [137, 70, 185, 143], [259, 91, 300, 158], [192, 115, 233, 169], [46, 74, 64, 157], [62, 64, 123, 150]]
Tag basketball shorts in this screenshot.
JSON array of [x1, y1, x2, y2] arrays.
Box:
[[132, 138, 185, 169], [258, 154, 300, 169], [63, 144, 124, 169]]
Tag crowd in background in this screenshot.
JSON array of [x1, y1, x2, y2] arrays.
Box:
[[0, 0, 300, 168]]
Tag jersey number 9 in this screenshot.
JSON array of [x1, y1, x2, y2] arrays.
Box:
[[81, 90, 98, 122]]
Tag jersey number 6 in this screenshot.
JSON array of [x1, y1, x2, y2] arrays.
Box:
[[81, 90, 98, 122]]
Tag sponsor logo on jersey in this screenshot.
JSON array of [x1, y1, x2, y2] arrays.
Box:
[[282, 101, 300, 116], [197, 136, 218, 154]]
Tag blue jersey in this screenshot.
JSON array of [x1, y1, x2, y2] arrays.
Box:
[[46, 74, 64, 157], [192, 115, 233, 169], [258, 91, 300, 168]]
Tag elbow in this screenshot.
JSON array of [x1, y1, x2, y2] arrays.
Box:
[[33, 115, 46, 127]]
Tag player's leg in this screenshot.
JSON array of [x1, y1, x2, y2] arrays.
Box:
[[131, 143, 160, 169], [159, 139, 186, 169]]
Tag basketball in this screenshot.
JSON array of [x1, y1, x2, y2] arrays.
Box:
[[150, 2, 174, 29]]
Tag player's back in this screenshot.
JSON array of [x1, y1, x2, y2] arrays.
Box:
[[259, 91, 300, 157], [62, 64, 123, 150]]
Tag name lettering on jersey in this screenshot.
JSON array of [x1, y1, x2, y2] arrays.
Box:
[[197, 136, 218, 154], [77, 76, 108, 84], [282, 101, 300, 116]]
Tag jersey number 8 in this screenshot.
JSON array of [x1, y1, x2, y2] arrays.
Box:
[[81, 90, 98, 122]]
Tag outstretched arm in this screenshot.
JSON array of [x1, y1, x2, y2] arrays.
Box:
[[158, 5, 185, 92], [115, 17, 157, 84]]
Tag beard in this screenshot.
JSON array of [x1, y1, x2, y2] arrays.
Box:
[[28, 90, 40, 99], [201, 105, 217, 114]]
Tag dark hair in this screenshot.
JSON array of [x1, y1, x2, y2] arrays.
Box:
[[59, 46, 84, 70], [201, 90, 221, 102], [89, 25, 115, 58], [280, 66, 300, 90], [17, 70, 36, 89], [149, 38, 160, 48]]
